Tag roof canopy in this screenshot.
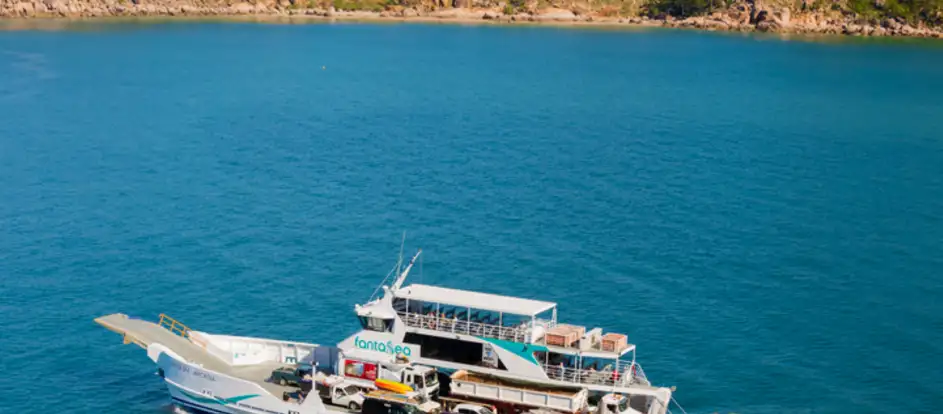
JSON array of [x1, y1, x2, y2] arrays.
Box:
[[394, 284, 557, 317]]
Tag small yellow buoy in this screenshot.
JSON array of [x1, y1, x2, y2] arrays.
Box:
[[322, 66, 326, 70]]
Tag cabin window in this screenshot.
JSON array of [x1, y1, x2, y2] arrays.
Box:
[[360, 316, 393, 332]]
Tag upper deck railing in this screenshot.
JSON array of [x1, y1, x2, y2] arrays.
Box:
[[539, 360, 649, 388], [399, 311, 551, 343]]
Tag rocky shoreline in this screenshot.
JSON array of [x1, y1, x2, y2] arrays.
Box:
[[2, 0, 942, 39]]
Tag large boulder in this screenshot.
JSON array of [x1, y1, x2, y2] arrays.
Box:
[[775, 7, 789, 26], [754, 9, 768, 23], [231, 2, 254, 13], [44, 0, 69, 15], [701, 18, 731, 29], [756, 19, 779, 31], [535, 9, 577, 21], [14, 1, 35, 16]]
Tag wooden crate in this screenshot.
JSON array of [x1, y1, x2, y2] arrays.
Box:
[[546, 324, 586, 347], [601, 333, 628, 352]]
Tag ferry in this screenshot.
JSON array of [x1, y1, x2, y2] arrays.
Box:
[[93, 247, 680, 414], [339, 249, 675, 414]]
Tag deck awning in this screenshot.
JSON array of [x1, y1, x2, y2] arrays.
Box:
[[394, 284, 557, 317]]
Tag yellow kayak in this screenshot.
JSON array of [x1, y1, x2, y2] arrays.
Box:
[[375, 378, 413, 394]]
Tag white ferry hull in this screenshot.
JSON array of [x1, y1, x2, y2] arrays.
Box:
[[151, 343, 332, 414]]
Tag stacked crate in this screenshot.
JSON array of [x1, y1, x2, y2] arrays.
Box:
[[601, 333, 628, 352], [545, 324, 586, 348]]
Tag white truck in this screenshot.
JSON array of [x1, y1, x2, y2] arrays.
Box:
[[314, 375, 366, 410], [339, 348, 440, 400]]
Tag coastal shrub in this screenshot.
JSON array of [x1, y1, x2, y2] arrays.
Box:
[[331, 0, 385, 10], [647, 0, 710, 17], [503, 0, 525, 13], [848, 0, 880, 16], [621, 0, 642, 15]]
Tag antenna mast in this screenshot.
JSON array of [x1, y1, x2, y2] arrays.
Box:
[[367, 232, 409, 302], [392, 249, 422, 291], [396, 231, 406, 274]]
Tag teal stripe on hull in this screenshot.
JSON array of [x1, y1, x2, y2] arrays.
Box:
[[479, 337, 547, 365], [179, 389, 260, 405]]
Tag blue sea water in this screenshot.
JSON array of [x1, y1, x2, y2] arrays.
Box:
[[1, 21, 942, 414]]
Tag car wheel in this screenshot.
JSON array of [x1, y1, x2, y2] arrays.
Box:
[[349, 402, 361, 411], [279, 378, 287, 386]]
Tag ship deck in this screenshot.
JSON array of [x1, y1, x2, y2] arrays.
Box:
[[95, 313, 298, 399]]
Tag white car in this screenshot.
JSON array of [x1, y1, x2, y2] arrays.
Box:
[[317, 377, 366, 410]]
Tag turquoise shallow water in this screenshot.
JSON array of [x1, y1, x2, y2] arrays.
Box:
[[2, 21, 943, 414]]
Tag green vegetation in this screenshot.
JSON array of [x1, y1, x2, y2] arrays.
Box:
[[503, 0, 525, 14], [645, 0, 730, 17], [332, 0, 387, 11], [847, 0, 942, 24]]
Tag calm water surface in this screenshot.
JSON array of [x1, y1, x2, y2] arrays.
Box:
[[1, 21, 942, 414]]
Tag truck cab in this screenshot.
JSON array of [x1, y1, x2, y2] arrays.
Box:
[[398, 365, 438, 399], [340, 349, 440, 400], [594, 393, 652, 414]]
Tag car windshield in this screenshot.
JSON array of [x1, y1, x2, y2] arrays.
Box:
[[343, 385, 360, 395], [423, 371, 438, 387]]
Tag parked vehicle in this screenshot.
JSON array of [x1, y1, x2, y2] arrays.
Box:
[[439, 397, 496, 414], [361, 390, 442, 414], [316, 375, 366, 410], [340, 349, 439, 400], [271, 363, 314, 387]]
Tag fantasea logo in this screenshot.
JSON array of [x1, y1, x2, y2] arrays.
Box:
[[354, 336, 412, 357]]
